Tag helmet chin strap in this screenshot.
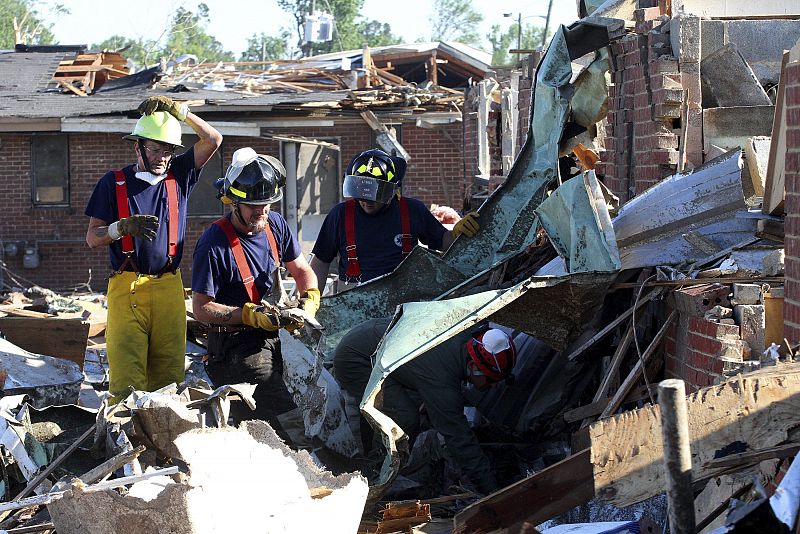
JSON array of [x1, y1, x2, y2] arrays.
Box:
[[234, 202, 247, 226], [137, 139, 172, 176]]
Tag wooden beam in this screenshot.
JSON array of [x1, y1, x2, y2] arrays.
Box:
[[359, 110, 410, 160], [566, 289, 660, 361], [762, 50, 791, 215], [590, 366, 800, 508], [598, 310, 676, 419], [453, 449, 593, 533], [56, 79, 87, 97], [0, 317, 89, 367]]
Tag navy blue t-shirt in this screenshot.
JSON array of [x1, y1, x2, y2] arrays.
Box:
[[84, 149, 199, 274], [312, 196, 447, 283], [191, 211, 301, 308]]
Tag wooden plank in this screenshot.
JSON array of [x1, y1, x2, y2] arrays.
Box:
[[566, 289, 660, 362], [453, 448, 593, 533], [590, 365, 800, 507], [0, 317, 89, 367], [359, 110, 410, 160], [598, 310, 676, 419], [762, 51, 790, 216], [56, 79, 87, 97]]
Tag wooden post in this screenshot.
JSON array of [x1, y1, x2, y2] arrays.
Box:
[[658, 379, 696, 534]]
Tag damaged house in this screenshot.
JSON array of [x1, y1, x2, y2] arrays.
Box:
[[2, 0, 800, 532]]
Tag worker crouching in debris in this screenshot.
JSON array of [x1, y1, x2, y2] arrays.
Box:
[[85, 96, 222, 402], [191, 148, 320, 442], [333, 317, 517, 495], [309, 149, 480, 292]]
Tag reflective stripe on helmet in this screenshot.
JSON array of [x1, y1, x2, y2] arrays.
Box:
[[228, 186, 247, 198]]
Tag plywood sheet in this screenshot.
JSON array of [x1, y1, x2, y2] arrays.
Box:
[[590, 365, 800, 507]]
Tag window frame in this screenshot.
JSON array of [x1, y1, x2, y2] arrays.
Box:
[[30, 133, 70, 207]]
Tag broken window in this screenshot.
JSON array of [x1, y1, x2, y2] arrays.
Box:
[[182, 134, 224, 218], [31, 134, 69, 206]]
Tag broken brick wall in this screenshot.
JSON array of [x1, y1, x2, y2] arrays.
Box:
[[0, 121, 465, 292], [664, 284, 755, 392], [596, 8, 703, 203], [784, 57, 800, 344]]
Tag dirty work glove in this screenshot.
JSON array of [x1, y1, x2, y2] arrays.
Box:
[[116, 215, 159, 240], [137, 96, 188, 122], [451, 211, 480, 238], [299, 288, 320, 319], [241, 303, 304, 332]]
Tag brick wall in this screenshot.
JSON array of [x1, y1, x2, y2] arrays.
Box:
[[0, 120, 465, 292], [596, 9, 702, 202], [664, 284, 754, 392], [784, 58, 800, 343]]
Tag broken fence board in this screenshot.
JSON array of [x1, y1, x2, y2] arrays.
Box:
[[590, 365, 800, 507], [453, 448, 593, 533]]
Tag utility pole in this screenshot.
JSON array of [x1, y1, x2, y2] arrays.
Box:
[[516, 12, 522, 61], [542, 0, 554, 49]]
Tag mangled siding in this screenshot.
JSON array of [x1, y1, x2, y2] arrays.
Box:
[[590, 365, 800, 508]]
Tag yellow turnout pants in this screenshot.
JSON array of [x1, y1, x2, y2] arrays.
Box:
[[106, 270, 187, 401]]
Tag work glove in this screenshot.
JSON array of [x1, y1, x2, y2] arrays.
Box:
[[451, 211, 480, 238], [299, 288, 321, 319], [137, 96, 189, 122], [117, 215, 159, 240], [241, 302, 304, 333]]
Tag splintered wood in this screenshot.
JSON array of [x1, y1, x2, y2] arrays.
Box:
[[359, 500, 432, 534], [52, 52, 130, 95], [590, 365, 800, 507]]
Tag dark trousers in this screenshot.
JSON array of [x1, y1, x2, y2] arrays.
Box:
[[205, 329, 298, 441]]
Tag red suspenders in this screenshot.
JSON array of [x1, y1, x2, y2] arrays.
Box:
[[113, 170, 179, 273], [343, 197, 413, 281], [214, 216, 281, 304]]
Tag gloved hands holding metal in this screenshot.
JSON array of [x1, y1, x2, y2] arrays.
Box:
[[137, 96, 188, 122], [451, 211, 480, 238], [117, 215, 159, 240], [299, 288, 321, 319], [241, 302, 304, 332]]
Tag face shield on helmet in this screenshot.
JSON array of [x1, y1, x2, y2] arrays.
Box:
[[467, 328, 517, 383], [217, 147, 286, 205], [342, 149, 407, 204]]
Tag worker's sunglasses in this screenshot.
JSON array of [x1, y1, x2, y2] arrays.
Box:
[[142, 144, 175, 158]]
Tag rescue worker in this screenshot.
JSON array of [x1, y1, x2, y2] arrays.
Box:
[[333, 317, 517, 495], [85, 96, 222, 402], [191, 148, 320, 440], [309, 149, 480, 291]]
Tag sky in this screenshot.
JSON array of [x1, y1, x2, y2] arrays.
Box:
[[45, 0, 580, 57]]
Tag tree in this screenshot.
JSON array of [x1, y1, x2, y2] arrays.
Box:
[[240, 32, 289, 64], [429, 0, 483, 47], [161, 3, 234, 63], [277, 0, 401, 56], [488, 22, 547, 66], [93, 35, 157, 68], [355, 20, 402, 48], [0, 0, 67, 48]]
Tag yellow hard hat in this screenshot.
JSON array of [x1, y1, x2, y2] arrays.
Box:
[[124, 111, 183, 146]]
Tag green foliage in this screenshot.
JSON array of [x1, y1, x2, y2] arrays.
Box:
[[429, 0, 483, 48], [488, 22, 548, 66], [355, 20, 402, 48], [92, 35, 157, 67], [277, 0, 400, 56], [162, 3, 234, 63], [240, 32, 289, 64], [0, 0, 67, 48]]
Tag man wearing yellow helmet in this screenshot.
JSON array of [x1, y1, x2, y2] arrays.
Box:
[[310, 149, 480, 292], [85, 96, 222, 401]]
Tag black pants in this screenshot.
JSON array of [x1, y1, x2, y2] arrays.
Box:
[[205, 329, 298, 441]]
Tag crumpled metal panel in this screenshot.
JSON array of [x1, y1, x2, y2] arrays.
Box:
[[535, 170, 620, 275], [572, 48, 612, 128], [310, 28, 574, 354], [614, 149, 756, 269]]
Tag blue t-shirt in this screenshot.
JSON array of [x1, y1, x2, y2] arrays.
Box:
[[191, 211, 301, 308], [311, 197, 447, 283], [84, 149, 198, 274]]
